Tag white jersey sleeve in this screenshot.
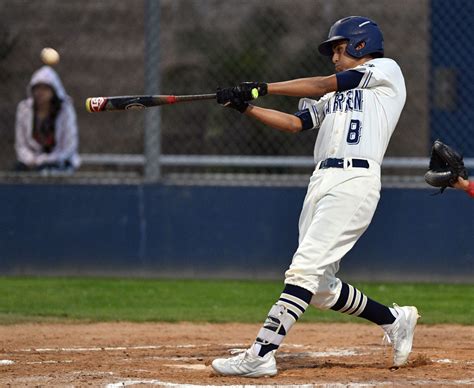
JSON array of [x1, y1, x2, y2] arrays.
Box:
[[296, 94, 333, 131], [351, 58, 406, 99]]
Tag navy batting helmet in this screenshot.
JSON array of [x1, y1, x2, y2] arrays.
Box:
[[318, 16, 384, 58]]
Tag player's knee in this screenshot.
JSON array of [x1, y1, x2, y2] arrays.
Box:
[[309, 278, 342, 310]]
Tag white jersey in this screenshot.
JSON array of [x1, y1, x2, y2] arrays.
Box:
[[299, 58, 406, 166]]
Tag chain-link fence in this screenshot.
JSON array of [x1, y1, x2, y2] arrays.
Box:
[[0, 0, 472, 185]]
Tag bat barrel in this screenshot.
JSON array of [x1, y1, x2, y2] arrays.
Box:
[[86, 93, 216, 112]]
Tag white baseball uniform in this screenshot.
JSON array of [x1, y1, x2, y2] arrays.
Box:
[[284, 58, 406, 309]]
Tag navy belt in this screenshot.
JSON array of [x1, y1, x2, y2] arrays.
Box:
[[318, 158, 369, 169]]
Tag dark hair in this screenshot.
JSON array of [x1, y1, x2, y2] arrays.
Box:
[[32, 84, 63, 153], [32, 83, 62, 118], [49, 93, 62, 119]]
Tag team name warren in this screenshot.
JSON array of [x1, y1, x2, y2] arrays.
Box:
[[325, 89, 363, 114]]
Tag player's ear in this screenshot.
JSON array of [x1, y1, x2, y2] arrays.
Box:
[[355, 41, 366, 51]]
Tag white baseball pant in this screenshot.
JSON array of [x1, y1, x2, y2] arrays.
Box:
[[285, 160, 381, 309]]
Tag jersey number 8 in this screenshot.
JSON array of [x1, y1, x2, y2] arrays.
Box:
[[347, 119, 362, 145]]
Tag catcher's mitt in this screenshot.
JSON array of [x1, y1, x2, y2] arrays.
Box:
[[424, 140, 468, 193]]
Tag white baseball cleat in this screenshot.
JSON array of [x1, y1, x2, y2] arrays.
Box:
[[212, 348, 277, 377], [382, 304, 420, 367]]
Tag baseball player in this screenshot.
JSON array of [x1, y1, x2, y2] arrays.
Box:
[[212, 16, 419, 377]]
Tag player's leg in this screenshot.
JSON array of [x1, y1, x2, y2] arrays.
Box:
[[329, 281, 397, 324], [286, 171, 419, 366], [252, 283, 313, 356], [310, 274, 420, 367], [212, 178, 320, 377], [285, 170, 382, 293], [327, 281, 419, 367], [211, 283, 313, 377]]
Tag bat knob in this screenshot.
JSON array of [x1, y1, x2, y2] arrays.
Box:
[[85, 97, 107, 113]]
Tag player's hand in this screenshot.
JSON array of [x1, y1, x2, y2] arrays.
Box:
[[239, 82, 268, 97], [216, 87, 249, 113], [217, 85, 258, 102], [453, 177, 470, 191]]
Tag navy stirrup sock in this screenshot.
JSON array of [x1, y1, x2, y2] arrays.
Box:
[[252, 284, 313, 357], [330, 282, 396, 325]]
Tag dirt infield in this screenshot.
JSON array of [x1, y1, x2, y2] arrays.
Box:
[[0, 322, 473, 387]]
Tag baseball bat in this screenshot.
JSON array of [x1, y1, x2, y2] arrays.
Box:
[[85, 93, 216, 112]]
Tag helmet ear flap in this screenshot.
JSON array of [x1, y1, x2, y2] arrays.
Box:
[[346, 39, 366, 58], [354, 40, 366, 51]]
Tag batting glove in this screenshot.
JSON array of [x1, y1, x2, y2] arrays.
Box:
[[216, 87, 249, 113], [239, 82, 268, 97]]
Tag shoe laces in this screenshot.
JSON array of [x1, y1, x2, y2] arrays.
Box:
[[383, 331, 394, 346], [227, 348, 249, 366], [382, 304, 402, 347]]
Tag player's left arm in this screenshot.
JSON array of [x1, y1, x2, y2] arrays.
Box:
[[268, 75, 337, 97], [244, 105, 303, 133]]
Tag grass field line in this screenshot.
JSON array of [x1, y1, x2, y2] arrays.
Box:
[[105, 379, 474, 388], [106, 381, 388, 388], [9, 342, 470, 367], [17, 344, 207, 352], [26, 360, 73, 365], [5, 349, 467, 366], [2, 356, 464, 366], [15, 343, 336, 353], [163, 363, 207, 370]]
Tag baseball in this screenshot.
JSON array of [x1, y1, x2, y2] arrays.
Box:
[[40, 47, 60, 66], [251, 88, 259, 99]]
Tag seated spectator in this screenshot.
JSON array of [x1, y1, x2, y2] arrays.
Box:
[[15, 65, 80, 173]]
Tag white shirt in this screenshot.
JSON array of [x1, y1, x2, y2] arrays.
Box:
[[299, 58, 406, 166]]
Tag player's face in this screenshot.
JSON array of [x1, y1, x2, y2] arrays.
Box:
[[331, 41, 366, 72]]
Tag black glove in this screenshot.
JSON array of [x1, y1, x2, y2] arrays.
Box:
[[424, 140, 469, 193], [239, 82, 268, 97], [216, 87, 249, 113]]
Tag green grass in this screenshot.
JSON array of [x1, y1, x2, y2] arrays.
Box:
[[0, 277, 472, 325]]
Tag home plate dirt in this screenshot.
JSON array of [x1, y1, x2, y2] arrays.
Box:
[[0, 322, 473, 386]]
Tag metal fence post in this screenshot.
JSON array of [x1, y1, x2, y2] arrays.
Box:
[[144, 0, 161, 182]]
